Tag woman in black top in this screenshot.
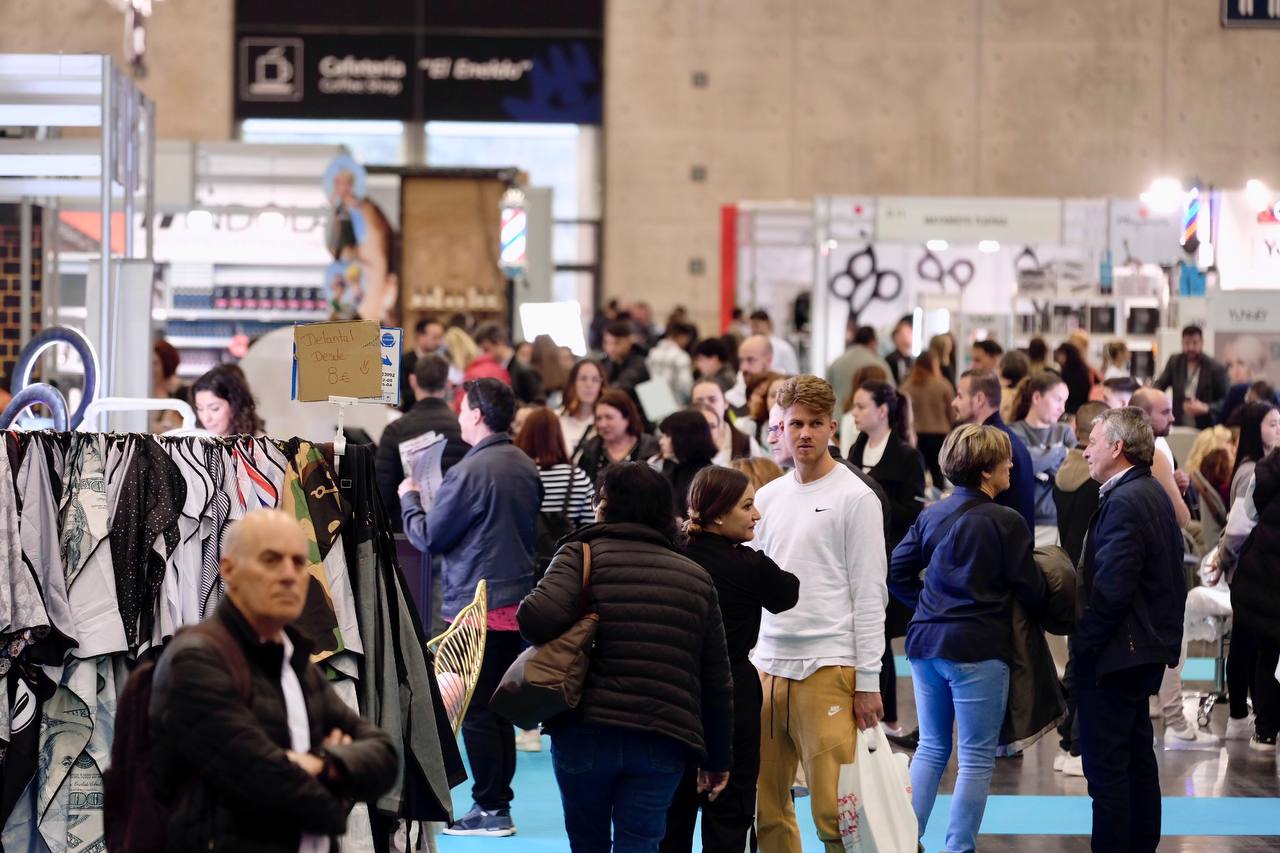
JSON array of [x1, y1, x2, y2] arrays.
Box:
[[848, 379, 926, 740], [576, 389, 659, 486], [661, 466, 798, 853], [848, 380, 926, 547], [1053, 342, 1093, 415], [655, 409, 718, 518]]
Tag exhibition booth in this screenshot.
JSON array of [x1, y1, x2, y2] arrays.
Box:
[[724, 188, 1280, 385]]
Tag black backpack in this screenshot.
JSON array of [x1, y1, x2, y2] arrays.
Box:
[[103, 619, 251, 853], [534, 472, 577, 581]]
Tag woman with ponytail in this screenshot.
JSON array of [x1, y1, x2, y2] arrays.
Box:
[[662, 466, 798, 853], [848, 378, 927, 743], [1008, 371, 1075, 545], [849, 381, 926, 548]]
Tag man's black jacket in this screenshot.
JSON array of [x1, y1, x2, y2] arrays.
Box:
[[1076, 465, 1185, 679], [375, 397, 469, 529], [150, 600, 397, 852]]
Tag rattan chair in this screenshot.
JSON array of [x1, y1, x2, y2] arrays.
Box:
[[427, 579, 488, 736]]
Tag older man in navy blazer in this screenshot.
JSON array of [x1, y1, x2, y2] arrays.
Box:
[[1077, 406, 1186, 853]]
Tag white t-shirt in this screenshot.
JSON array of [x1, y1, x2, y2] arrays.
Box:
[[860, 433, 889, 472], [751, 463, 888, 691]]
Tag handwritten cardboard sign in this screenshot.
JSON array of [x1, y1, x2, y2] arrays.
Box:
[[294, 320, 382, 402]]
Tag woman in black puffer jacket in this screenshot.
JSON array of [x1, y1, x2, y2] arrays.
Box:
[[518, 463, 734, 853]]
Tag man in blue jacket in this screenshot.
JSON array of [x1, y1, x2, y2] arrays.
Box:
[[400, 378, 543, 837], [1078, 406, 1185, 853], [953, 369, 1036, 532]]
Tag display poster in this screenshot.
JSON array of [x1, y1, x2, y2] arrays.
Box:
[[1108, 201, 1183, 267], [875, 197, 1062, 244], [1211, 290, 1280, 388], [365, 328, 403, 406], [293, 320, 382, 402], [234, 0, 603, 123]]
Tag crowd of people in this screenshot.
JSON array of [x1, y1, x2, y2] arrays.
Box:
[[140, 304, 1280, 853]]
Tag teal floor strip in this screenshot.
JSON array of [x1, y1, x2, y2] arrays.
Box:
[[895, 655, 1219, 681], [438, 751, 1279, 852]]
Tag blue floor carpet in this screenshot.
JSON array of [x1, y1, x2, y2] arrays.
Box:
[[436, 746, 1280, 851], [893, 656, 1220, 681]]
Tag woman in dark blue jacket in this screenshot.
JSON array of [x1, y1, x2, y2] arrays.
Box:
[[889, 424, 1047, 853]]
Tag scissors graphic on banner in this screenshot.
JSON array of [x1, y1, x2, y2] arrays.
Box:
[[828, 245, 903, 328], [916, 248, 976, 293]]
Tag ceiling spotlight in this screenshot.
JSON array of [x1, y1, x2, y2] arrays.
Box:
[[978, 240, 1000, 254], [926, 239, 949, 252], [1140, 178, 1186, 214]]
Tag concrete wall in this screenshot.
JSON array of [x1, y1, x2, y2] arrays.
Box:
[[603, 0, 1280, 331], [0, 0, 233, 140]]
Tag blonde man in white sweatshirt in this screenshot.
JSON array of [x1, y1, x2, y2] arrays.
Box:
[[752, 375, 888, 853]]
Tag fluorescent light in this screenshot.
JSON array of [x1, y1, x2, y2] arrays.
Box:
[[1247, 179, 1271, 213], [926, 239, 949, 251], [978, 240, 1000, 253], [1140, 178, 1186, 214]]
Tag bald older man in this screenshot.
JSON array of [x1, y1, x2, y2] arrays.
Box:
[[149, 510, 396, 853], [725, 334, 776, 409]]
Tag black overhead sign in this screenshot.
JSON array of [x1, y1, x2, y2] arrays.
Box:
[[233, 1, 603, 124], [1222, 0, 1280, 27]]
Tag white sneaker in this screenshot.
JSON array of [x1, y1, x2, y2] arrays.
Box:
[[1053, 751, 1067, 772], [515, 728, 542, 753], [1163, 727, 1220, 750], [1061, 754, 1084, 777], [1226, 715, 1255, 741]]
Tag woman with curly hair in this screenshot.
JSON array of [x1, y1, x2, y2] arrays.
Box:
[[192, 365, 264, 437]]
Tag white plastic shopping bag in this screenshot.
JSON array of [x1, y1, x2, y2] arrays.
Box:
[[837, 725, 917, 853]]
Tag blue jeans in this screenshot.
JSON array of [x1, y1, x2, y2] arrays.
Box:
[[909, 658, 1010, 853], [551, 725, 689, 853]]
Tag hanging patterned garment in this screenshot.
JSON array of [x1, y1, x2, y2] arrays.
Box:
[[158, 437, 215, 640], [198, 441, 232, 619], [281, 439, 345, 659], [0, 436, 48, 646], [108, 435, 185, 654]]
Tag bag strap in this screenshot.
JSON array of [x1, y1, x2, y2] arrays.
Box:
[[578, 542, 593, 614], [924, 496, 987, 560]]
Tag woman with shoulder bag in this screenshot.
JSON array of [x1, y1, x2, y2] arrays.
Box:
[[517, 463, 734, 853], [889, 425, 1049, 853], [661, 466, 799, 853]]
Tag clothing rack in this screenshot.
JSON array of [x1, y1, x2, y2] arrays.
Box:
[[0, 430, 459, 852]]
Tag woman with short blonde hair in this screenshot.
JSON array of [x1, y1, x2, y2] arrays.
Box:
[[890, 422, 1047, 852]]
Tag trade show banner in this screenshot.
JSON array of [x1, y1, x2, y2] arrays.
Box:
[[874, 197, 1062, 244], [234, 0, 603, 123]]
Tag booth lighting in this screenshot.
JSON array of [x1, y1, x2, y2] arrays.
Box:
[[185, 209, 214, 231], [978, 240, 1000, 254], [256, 210, 287, 233], [1246, 179, 1272, 213], [925, 239, 949, 251], [1140, 178, 1186, 214]]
